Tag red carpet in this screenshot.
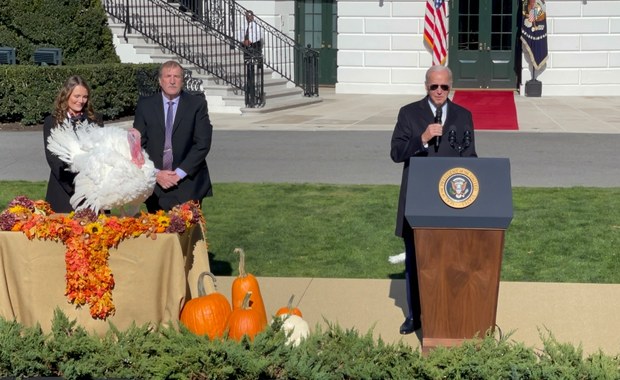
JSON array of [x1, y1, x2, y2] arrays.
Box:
[[451, 90, 519, 130]]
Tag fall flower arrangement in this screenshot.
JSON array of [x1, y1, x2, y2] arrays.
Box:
[[0, 196, 205, 320]]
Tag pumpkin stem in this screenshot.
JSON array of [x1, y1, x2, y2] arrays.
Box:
[[241, 291, 253, 310], [197, 271, 217, 297], [287, 294, 295, 309], [234, 247, 248, 278]]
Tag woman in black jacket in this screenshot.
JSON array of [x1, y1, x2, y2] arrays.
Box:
[[43, 75, 102, 213]]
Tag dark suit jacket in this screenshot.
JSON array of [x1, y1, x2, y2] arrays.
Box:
[[134, 91, 213, 211], [43, 114, 103, 213], [390, 96, 477, 237]]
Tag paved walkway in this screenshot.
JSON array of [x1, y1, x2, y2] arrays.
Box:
[[212, 277, 620, 355], [2, 89, 620, 355], [106, 87, 620, 133], [213, 88, 620, 133]]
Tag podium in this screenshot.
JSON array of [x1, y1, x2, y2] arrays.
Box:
[[405, 157, 513, 353]]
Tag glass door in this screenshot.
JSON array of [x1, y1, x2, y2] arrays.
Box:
[[449, 0, 518, 89]]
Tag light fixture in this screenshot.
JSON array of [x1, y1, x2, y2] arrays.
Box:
[[34, 47, 62, 66], [0, 47, 16, 65]]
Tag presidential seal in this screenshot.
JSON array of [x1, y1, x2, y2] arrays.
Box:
[[438, 167, 479, 208]]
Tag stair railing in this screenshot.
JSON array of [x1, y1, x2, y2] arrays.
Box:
[[179, 0, 319, 97], [103, 0, 318, 109], [104, 0, 255, 103]]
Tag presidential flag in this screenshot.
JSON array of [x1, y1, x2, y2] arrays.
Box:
[[424, 0, 448, 65], [520, 0, 548, 70]]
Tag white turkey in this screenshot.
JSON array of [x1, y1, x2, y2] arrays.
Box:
[[46, 119, 156, 215]]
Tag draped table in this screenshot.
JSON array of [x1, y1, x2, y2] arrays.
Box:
[[0, 225, 211, 334]]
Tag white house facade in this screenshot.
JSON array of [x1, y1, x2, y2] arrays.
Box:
[[236, 0, 620, 97]]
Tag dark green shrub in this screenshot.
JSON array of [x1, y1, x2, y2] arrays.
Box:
[[0, 0, 118, 65], [0, 63, 160, 124], [1, 312, 619, 379]]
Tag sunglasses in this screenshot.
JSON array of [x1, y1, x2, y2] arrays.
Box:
[[429, 84, 450, 91]]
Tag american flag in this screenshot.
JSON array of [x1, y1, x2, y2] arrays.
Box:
[[424, 0, 448, 65]]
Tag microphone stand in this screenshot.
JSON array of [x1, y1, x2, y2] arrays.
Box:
[[449, 129, 471, 157], [448, 129, 457, 152]]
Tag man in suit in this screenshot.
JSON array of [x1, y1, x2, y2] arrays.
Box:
[[390, 65, 477, 334], [134, 60, 213, 212], [238, 10, 263, 107]]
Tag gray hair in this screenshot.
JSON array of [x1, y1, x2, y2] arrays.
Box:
[[425, 65, 453, 85], [159, 60, 184, 79]]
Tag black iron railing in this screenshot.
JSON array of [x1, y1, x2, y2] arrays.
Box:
[[103, 0, 319, 108], [181, 0, 320, 97], [136, 68, 205, 97]]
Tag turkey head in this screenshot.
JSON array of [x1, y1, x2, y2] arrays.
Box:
[[127, 128, 145, 168]]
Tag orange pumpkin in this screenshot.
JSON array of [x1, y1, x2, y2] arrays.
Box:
[[180, 271, 232, 339], [227, 291, 265, 341], [275, 295, 303, 318], [231, 248, 268, 327]]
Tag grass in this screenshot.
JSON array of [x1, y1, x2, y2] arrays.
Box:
[[2, 181, 619, 283]]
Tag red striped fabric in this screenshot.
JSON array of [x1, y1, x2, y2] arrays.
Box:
[[423, 0, 448, 65]]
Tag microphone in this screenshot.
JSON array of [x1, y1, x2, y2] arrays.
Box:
[[434, 106, 443, 150], [448, 126, 457, 150], [463, 130, 471, 150]]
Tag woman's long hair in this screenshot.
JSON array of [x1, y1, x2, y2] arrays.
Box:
[[52, 75, 96, 124]]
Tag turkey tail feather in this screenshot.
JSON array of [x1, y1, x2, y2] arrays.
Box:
[[49, 121, 156, 213], [46, 120, 87, 171]]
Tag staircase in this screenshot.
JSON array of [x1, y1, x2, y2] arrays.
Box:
[[105, 0, 321, 114]]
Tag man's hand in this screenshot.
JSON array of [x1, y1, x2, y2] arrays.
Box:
[[156, 170, 180, 190], [422, 122, 443, 145]]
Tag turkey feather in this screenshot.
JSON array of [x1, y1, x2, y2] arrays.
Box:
[[47, 120, 156, 214]]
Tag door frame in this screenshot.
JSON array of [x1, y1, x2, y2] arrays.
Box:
[[448, 0, 520, 90], [295, 0, 337, 85]]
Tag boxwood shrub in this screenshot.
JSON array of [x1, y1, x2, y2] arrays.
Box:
[[0, 63, 160, 125]]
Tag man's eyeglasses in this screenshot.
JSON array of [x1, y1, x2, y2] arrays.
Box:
[[429, 84, 450, 91]]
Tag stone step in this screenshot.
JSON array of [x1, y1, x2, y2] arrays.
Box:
[[106, 12, 320, 113], [241, 96, 322, 114]]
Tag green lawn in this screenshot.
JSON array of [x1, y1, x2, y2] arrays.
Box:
[[2, 181, 619, 283]]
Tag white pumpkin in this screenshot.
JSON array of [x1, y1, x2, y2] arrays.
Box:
[[274, 314, 310, 346]]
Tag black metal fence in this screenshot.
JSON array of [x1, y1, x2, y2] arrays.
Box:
[[103, 0, 319, 108], [136, 67, 205, 97], [178, 0, 320, 97], [302, 46, 320, 97]]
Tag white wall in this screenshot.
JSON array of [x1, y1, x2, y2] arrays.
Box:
[[237, 0, 295, 39], [112, 0, 620, 96], [336, 0, 620, 96], [336, 0, 430, 95]]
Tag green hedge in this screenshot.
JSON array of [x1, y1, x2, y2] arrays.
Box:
[[0, 311, 619, 379], [0, 63, 160, 125], [0, 0, 162, 126], [0, 0, 118, 66]]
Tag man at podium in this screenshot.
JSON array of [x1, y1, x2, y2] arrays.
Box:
[[390, 65, 478, 335]]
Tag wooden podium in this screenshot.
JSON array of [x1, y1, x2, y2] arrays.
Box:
[[405, 157, 513, 353]]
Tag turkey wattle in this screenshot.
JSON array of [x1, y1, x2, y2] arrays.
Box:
[[46, 120, 156, 215]]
